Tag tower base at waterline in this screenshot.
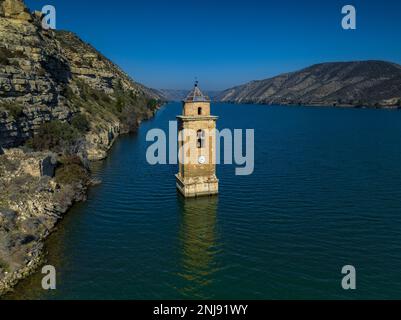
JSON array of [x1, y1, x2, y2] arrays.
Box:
[[176, 174, 219, 198]]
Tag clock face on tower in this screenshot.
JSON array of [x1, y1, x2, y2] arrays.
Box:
[[198, 156, 206, 164]]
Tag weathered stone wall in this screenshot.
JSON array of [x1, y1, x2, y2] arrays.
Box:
[[178, 117, 217, 178], [183, 101, 210, 117]]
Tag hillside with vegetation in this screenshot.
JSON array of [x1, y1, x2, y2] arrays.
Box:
[[0, 0, 163, 295]]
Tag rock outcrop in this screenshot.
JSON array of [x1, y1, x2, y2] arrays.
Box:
[[216, 61, 401, 107], [0, 0, 32, 21], [0, 149, 88, 295], [0, 0, 162, 154], [0, 0, 163, 295]]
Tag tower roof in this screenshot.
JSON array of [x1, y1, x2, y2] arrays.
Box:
[[184, 82, 210, 102]]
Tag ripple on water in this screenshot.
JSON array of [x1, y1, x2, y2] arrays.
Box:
[[8, 103, 401, 300]]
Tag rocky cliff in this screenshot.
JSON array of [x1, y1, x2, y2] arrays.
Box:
[[0, 0, 162, 157], [0, 0, 163, 295], [216, 61, 401, 107], [0, 149, 88, 295]]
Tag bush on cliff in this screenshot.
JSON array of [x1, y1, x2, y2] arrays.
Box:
[[55, 156, 89, 185], [61, 78, 161, 137], [26, 120, 79, 152], [71, 113, 90, 133], [0, 47, 26, 66], [0, 47, 12, 65], [0, 102, 24, 119], [147, 99, 159, 110], [0, 259, 9, 273], [76, 79, 112, 105]]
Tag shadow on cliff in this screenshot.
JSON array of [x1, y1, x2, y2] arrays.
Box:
[[40, 54, 72, 87]]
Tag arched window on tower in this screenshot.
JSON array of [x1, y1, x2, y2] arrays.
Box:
[[197, 130, 205, 148], [198, 107, 202, 115]]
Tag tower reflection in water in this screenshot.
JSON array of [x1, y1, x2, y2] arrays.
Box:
[[176, 195, 221, 299]]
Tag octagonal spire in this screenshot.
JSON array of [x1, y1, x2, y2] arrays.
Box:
[[184, 81, 210, 102]]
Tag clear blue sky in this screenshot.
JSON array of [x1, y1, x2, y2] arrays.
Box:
[[26, 0, 401, 90]]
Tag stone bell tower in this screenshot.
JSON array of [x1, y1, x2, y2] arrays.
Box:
[[176, 82, 219, 197]]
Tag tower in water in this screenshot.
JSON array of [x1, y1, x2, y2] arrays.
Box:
[[176, 82, 219, 197]]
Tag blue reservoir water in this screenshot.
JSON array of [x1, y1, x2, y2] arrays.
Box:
[[8, 103, 401, 299]]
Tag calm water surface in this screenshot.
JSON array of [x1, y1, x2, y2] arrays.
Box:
[[7, 103, 401, 299]]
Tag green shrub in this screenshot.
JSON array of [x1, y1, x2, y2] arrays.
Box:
[[59, 155, 83, 166], [62, 85, 75, 99], [69, 79, 160, 131], [37, 67, 47, 77], [115, 96, 124, 113], [0, 259, 9, 272], [76, 80, 111, 104], [0, 102, 24, 119], [26, 120, 79, 152], [147, 99, 159, 110], [55, 163, 88, 185], [71, 113, 90, 133], [0, 47, 26, 65], [55, 156, 89, 185], [0, 47, 11, 65]]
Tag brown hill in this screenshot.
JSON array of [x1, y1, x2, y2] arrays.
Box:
[[216, 61, 401, 107]]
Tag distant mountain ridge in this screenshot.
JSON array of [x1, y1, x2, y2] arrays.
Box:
[[216, 61, 401, 107]]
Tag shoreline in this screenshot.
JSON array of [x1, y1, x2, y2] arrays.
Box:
[[0, 105, 163, 297], [1, 99, 397, 297], [212, 101, 401, 110]]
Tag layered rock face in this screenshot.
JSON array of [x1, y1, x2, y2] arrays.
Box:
[[216, 61, 401, 107], [0, 0, 162, 156], [0, 0, 162, 295], [0, 149, 87, 294], [0, 0, 32, 21]]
